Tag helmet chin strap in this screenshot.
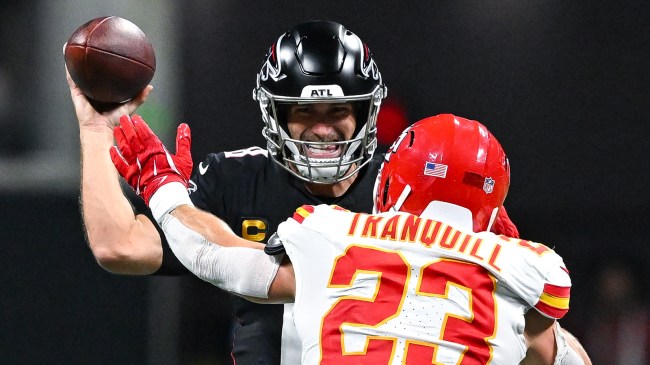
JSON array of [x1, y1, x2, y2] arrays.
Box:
[[391, 184, 411, 212], [485, 207, 499, 233]]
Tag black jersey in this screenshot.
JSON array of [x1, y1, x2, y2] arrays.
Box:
[[173, 146, 381, 364]]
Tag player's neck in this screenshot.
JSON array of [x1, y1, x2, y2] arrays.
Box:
[[304, 172, 357, 198]]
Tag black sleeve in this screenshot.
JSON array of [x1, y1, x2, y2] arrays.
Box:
[[188, 153, 226, 215]]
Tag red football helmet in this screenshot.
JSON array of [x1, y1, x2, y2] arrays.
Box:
[[373, 114, 510, 232]]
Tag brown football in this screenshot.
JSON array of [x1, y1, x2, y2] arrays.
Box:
[[64, 16, 156, 108]]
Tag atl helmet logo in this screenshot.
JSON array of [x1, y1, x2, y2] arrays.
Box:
[[311, 89, 333, 97], [301, 85, 344, 98]]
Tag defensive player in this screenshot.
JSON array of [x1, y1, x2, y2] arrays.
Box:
[[111, 113, 592, 364], [69, 20, 518, 364]]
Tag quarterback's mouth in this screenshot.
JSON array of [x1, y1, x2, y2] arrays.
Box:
[[305, 143, 341, 159]]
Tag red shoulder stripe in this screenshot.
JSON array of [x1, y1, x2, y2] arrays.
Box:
[[292, 204, 315, 224], [535, 283, 571, 319], [535, 300, 569, 319], [543, 282, 570, 298]]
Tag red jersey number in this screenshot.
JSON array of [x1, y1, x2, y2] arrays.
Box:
[[320, 245, 497, 365]]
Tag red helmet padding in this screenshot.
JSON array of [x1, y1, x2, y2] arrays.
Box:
[[375, 114, 510, 232]]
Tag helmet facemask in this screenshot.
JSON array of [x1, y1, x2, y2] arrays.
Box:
[[257, 85, 385, 184]]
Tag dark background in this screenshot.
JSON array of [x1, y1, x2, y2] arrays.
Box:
[[1, 1, 648, 364]]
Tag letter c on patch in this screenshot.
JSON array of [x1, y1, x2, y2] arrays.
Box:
[[242, 219, 267, 242]]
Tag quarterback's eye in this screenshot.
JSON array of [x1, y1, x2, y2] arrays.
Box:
[[290, 105, 316, 116], [293, 105, 312, 114], [330, 105, 353, 116]]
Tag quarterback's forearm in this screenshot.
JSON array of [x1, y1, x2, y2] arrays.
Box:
[[80, 126, 162, 274], [160, 212, 284, 300], [149, 189, 290, 300], [169, 204, 263, 249]]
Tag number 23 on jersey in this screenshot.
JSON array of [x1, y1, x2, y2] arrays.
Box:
[[320, 245, 498, 365]]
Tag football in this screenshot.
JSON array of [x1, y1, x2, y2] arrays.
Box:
[[64, 16, 156, 109]]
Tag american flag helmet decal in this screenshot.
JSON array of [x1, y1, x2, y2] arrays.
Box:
[[424, 161, 448, 178]]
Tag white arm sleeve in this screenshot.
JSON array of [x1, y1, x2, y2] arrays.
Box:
[[159, 213, 282, 298], [554, 322, 586, 365], [149, 182, 194, 223]]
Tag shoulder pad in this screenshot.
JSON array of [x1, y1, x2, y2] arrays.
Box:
[[264, 232, 285, 256]]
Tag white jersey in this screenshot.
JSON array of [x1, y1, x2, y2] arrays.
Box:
[[281, 303, 301, 364], [277, 204, 571, 365]]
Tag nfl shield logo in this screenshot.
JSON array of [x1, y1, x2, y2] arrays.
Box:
[[483, 177, 495, 194]]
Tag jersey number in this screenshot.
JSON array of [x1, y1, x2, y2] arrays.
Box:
[[320, 245, 497, 364]]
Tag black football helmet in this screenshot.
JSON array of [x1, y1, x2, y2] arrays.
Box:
[[253, 20, 387, 184]]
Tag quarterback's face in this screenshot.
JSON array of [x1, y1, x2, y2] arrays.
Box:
[[286, 102, 357, 159]]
